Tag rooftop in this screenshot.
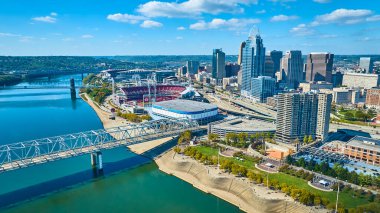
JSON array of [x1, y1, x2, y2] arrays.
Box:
[[346, 136, 380, 152], [153, 99, 217, 113], [212, 118, 275, 132]]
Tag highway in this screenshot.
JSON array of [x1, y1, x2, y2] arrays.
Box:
[[202, 92, 275, 121]]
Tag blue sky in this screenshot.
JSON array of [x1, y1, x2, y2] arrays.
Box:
[[0, 0, 379, 56]]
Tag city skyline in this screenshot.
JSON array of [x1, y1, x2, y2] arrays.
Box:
[[0, 0, 379, 56]]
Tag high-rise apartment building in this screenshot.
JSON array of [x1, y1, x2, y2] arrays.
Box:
[[186, 61, 200, 75], [281, 50, 303, 89], [316, 93, 332, 141], [241, 32, 266, 95], [276, 92, 332, 144], [212, 49, 226, 80], [305, 52, 334, 83], [360, 57, 374, 73], [251, 76, 276, 103], [270, 50, 283, 73]]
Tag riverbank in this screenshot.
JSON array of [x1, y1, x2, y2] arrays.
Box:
[[155, 149, 327, 213], [80, 93, 172, 154]]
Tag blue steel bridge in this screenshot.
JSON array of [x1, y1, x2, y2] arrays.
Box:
[[0, 118, 199, 173]]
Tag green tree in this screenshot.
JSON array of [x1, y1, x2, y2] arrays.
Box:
[[303, 135, 308, 144], [344, 112, 354, 121], [208, 133, 219, 143], [307, 135, 313, 144]]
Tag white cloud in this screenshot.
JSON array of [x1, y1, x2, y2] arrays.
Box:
[[50, 12, 58, 17], [270, 15, 298, 22], [137, 0, 257, 18], [177, 26, 186, 30], [256, 10, 266, 14], [320, 34, 337, 38], [81, 34, 94, 39], [176, 36, 183, 40], [140, 20, 163, 28], [189, 18, 260, 30], [289, 24, 314, 36], [62, 37, 74, 41], [367, 15, 380, 22], [0, 32, 21, 37], [32, 13, 57, 23], [269, 0, 296, 3], [312, 9, 373, 26], [107, 13, 146, 24], [313, 0, 330, 3]]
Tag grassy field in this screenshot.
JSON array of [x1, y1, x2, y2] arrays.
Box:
[[193, 145, 371, 209]]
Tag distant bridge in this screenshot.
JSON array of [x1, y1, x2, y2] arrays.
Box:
[[0, 118, 199, 173], [0, 79, 99, 90], [0, 85, 98, 90]]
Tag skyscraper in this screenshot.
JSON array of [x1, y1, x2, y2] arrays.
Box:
[[359, 57, 373, 73], [212, 49, 226, 81], [276, 92, 319, 144], [305, 52, 334, 83], [186, 61, 200, 75], [254, 34, 266, 78], [281, 50, 303, 89], [316, 93, 332, 141], [251, 76, 276, 103], [264, 56, 275, 78], [270, 50, 283, 73], [238, 41, 246, 66], [241, 31, 266, 96]]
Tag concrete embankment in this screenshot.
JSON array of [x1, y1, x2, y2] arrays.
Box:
[[155, 150, 327, 213]]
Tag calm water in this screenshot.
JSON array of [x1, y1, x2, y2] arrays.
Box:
[[0, 75, 240, 213]]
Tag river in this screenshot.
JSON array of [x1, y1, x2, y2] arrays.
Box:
[[0, 74, 241, 213]]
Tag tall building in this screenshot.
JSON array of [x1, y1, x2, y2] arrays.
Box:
[[305, 52, 334, 83], [238, 41, 246, 66], [186, 61, 199, 75], [276, 93, 319, 144], [366, 88, 380, 109], [316, 93, 332, 141], [212, 49, 226, 80], [360, 57, 374, 73], [270, 50, 283, 73], [251, 76, 276, 103], [264, 56, 275, 77], [177, 66, 187, 77], [332, 71, 343, 87], [225, 63, 240, 77], [281, 50, 303, 89], [241, 32, 266, 95]]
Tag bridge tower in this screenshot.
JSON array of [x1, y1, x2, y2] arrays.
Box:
[[91, 151, 103, 171], [70, 78, 76, 100]]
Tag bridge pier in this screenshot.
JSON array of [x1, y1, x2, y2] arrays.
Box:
[[91, 151, 103, 171], [70, 78, 76, 100]]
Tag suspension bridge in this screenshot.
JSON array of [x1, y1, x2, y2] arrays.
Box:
[[0, 118, 200, 173]]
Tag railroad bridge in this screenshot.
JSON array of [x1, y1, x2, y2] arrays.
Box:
[[0, 118, 199, 173]]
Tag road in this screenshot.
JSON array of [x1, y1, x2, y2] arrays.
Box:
[[201, 92, 275, 121]]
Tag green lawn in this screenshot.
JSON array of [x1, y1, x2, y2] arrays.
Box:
[[193, 145, 371, 209]]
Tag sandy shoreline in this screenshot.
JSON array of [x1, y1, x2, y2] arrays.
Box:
[[155, 150, 327, 213], [80, 93, 172, 154]]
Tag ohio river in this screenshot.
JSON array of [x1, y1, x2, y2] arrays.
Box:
[[0, 74, 241, 213]]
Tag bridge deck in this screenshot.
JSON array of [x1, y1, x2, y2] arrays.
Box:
[[0, 118, 200, 172]]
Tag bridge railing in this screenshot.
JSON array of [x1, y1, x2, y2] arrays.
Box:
[[0, 118, 199, 170]]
